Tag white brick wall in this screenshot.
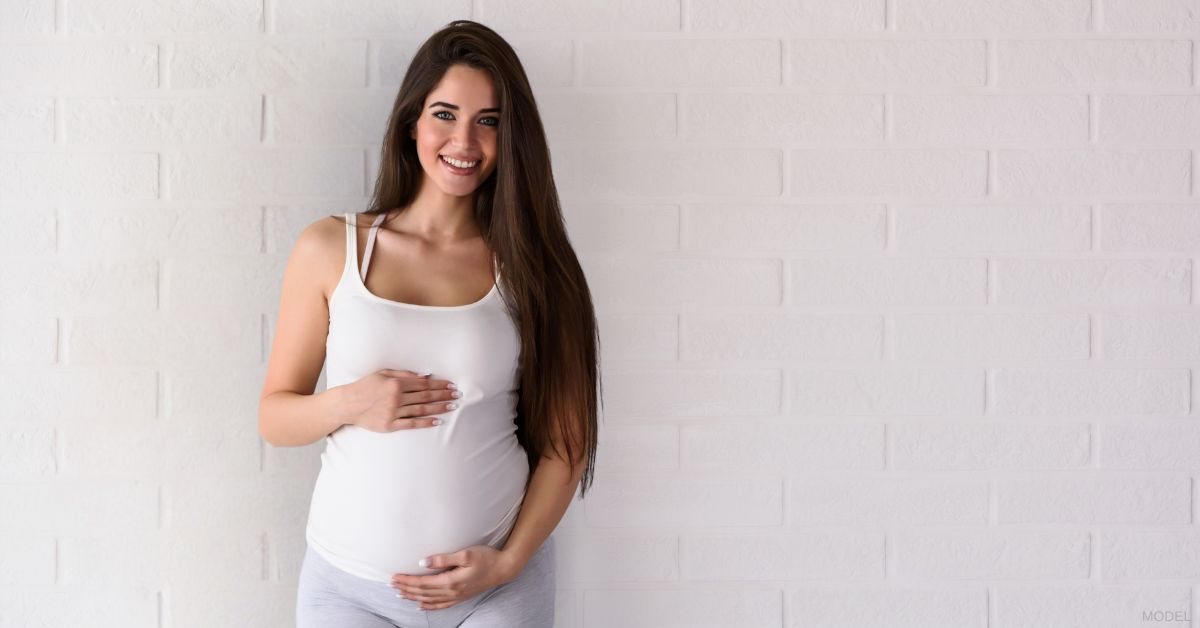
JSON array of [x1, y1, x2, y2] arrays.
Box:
[[3, 0, 1199, 626]]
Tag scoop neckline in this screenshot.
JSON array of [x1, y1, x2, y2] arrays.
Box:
[[351, 267, 499, 311], [344, 211, 501, 311]]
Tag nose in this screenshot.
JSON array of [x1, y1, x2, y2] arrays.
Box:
[[451, 121, 479, 146]]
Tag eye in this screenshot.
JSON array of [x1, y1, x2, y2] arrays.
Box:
[[433, 111, 499, 127]]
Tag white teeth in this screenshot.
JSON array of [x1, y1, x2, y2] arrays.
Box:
[[441, 155, 479, 169]]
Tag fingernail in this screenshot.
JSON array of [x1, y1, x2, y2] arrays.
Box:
[[418, 558, 429, 568]]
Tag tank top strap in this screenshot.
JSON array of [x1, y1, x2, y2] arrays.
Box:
[[360, 213, 387, 282], [343, 212, 356, 275]]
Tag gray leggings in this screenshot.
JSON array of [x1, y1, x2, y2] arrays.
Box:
[[295, 535, 556, 628]]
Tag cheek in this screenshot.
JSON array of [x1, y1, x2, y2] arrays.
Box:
[[415, 123, 446, 150], [416, 130, 436, 154]]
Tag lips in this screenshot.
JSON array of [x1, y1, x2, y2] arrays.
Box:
[[439, 154, 481, 174]]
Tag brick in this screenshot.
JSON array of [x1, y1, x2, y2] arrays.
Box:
[[582, 39, 780, 87], [682, 530, 884, 580], [600, 367, 780, 417], [681, 421, 884, 472], [169, 148, 362, 200], [994, 584, 1191, 627], [790, 149, 988, 197], [995, 258, 1190, 306], [68, 0, 261, 35], [998, 40, 1191, 87], [896, 0, 1091, 32], [481, 0, 678, 31], [1099, 420, 1200, 468], [994, 368, 1189, 416], [276, 0, 464, 33], [555, 531, 678, 582], [0, 427, 55, 479], [687, 203, 885, 253], [586, 589, 782, 628], [996, 149, 1190, 197], [789, 477, 989, 525], [788, 39, 985, 88], [892, 528, 1090, 579], [0, 152, 158, 200], [789, 586, 986, 627], [686, 93, 883, 142], [171, 41, 366, 89], [789, 367, 984, 416], [0, 96, 54, 143], [555, 145, 781, 197], [690, 0, 883, 32], [65, 95, 259, 145], [893, 421, 1089, 470], [997, 474, 1190, 524], [1100, 203, 1200, 252], [586, 475, 783, 526], [895, 204, 1090, 252], [0, 43, 157, 92], [894, 312, 1088, 360]]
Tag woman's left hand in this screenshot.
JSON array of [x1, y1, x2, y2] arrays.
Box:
[[390, 545, 517, 610]]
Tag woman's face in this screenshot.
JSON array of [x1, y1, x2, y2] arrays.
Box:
[[410, 64, 500, 198]]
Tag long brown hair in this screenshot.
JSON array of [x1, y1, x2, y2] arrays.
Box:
[[346, 19, 600, 496]]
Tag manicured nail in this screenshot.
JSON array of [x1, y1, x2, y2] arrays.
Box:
[[418, 558, 429, 568]]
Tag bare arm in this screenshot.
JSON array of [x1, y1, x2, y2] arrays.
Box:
[[497, 452, 584, 579], [258, 217, 346, 448], [499, 394, 588, 577], [260, 388, 348, 448]]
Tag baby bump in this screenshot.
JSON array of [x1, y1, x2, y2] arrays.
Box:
[[306, 431, 530, 581]]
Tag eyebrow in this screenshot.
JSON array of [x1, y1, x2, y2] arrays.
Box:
[[428, 101, 501, 113]]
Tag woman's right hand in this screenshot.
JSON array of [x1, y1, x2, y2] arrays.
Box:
[[341, 369, 461, 433]]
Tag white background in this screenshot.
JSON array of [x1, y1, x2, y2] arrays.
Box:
[[2, 1, 1200, 627]]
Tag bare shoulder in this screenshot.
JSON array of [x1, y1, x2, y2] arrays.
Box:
[[290, 214, 350, 303]]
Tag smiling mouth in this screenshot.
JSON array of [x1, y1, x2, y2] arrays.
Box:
[[440, 154, 481, 174]]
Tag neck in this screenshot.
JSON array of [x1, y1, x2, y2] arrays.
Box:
[[394, 178, 481, 242]]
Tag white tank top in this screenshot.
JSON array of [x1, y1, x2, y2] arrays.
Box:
[[304, 212, 529, 582]]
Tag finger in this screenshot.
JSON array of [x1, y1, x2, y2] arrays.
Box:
[[400, 588, 443, 602], [399, 573, 453, 591], [391, 398, 450, 420], [430, 549, 469, 569], [391, 570, 451, 587], [398, 584, 447, 601], [399, 375, 450, 394], [403, 577, 446, 592], [390, 417, 441, 431], [418, 400, 455, 416], [379, 369, 433, 379]]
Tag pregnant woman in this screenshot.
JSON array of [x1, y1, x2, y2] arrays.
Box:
[[258, 20, 600, 627]]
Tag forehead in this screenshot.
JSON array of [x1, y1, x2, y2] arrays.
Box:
[[425, 65, 497, 108]]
